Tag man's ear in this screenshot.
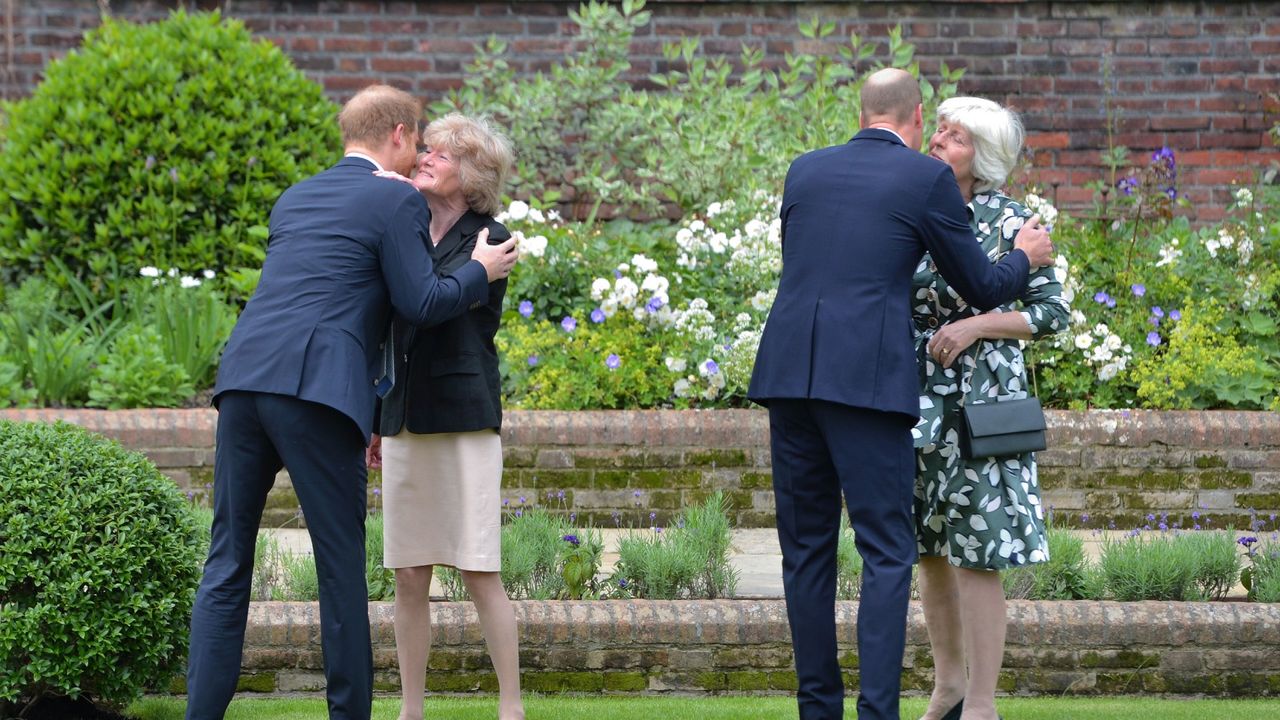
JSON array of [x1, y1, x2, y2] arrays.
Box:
[[913, 104, 924, 129], [391, 123, 407, 147]]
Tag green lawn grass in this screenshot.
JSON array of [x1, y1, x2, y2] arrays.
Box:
[[128, 695, 1280, 720]]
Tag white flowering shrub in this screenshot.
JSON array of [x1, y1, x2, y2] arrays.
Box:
[[1024, 162, 1280, 410]]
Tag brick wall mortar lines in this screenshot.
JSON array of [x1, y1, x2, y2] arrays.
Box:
[[223, 599, 1280, 696], [5, 408, 1280, 527], [1, 1, 1276, 222]]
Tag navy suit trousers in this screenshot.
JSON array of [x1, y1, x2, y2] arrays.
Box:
[[187, 392, 372, 720], [768, 399, 917, 720]]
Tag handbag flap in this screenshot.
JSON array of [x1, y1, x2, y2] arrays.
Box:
[[964, 397, 1046, 438]]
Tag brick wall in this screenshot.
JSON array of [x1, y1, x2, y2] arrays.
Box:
[[4, 408, 1279, 532], [1, 1, 1276, 222], [213, 599, 1280, 697]]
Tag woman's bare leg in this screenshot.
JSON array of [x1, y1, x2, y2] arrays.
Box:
[[460, 570, 525, 720]]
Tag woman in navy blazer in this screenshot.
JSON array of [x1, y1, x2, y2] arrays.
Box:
[[372, 114, 524, 720]]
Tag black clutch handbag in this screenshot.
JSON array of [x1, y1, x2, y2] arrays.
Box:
[[958, 396, 1047, 460]]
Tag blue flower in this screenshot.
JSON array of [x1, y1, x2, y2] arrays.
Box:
[[1146, 331, 1161, 347], [518, 300, 534, 318], [1093, 291, 1111, 304], [1131, 283, 1145, 297], [1169, 309, 1181, 321], [614, 269, 623, 279], [645, 297, 664, 313], [1151, 306, 1164, 318], [606, 353, 621, 370], [527, 355, 539, 367], [1081, 513, 1090, 523], [1106, 297, 1116, 309], [590, 308, 606, 323], [561, 316, 577, 332], [145, 155, 156, 170], [563, 534, 580, 546], [1149, 316, 1161, 327], [704, 359, 720, 375], [1239, 536, 1259, 548], [1117, 176, 1138, 195]]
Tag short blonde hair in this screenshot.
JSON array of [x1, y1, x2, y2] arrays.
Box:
[[421, 113, 514, 216], [937, 96, 1024, 195], [338, 85, 421, 148]]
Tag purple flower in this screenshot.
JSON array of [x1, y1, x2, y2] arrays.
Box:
[[590, 308, 606, 323], [373, 488, 381, 496], [655, 527, 664, 534], [614, 269, 623, 279], [1152, 146, 1176, 166], [503, 499, 509, 506], [1146, 331, 1161, 347], [605, 353, 621, 370], [1093, 291, 1111, 304], [1131, 284, 1146, 297], [1151, 306, 1164, 318], [145, 155, 156, 170], [518, 300, 534, 318], [1081, 513, 1090, 523], [519, 496, 526, 504], [527, 355, 539, 367], [1192, 511, 1200, 520], [561, 316, 577, 332], [703, 359, 720, 375], [1149, 316, 1161, 327], [619, 579, 628, 588], [1169, 309, 1181, 321], [1117, 176, 1138, 196], [169, 168, 180, 183], [515, 509, 523, 518], [650, 512, 657, 522], [645, 297, 664, 313], [1239, 536, 1259, 548], [1165, 188, 1177, 200], [563, 534, 580, 546]]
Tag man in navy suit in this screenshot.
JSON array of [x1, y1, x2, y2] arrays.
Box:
[[747, 69, 1054, 720], [186, 85, 518, 720]]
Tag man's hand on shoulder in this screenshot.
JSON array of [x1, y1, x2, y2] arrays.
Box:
[[1013, 214, 1054, 268], [470, 227, 519, 281]]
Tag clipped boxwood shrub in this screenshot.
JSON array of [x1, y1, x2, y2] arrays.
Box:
[[0, 10, 339, 300], [0, 420, 203, 713]]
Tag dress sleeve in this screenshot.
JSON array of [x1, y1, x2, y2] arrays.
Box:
[[992, 200, 1071, 339]]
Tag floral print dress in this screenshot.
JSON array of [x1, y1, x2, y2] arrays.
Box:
[[910, 192, 1070, 570]]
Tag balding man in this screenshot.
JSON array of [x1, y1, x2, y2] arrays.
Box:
[[748, 68, 1053, 720], [187, 85, 518, 720]]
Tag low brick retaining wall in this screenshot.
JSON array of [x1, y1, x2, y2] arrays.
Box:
[[214, 599, 1280, 698], [3, 408, 1278, 530]]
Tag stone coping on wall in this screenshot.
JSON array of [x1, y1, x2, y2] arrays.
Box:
[[215, 599, 1280, 697], [4, 407, 1280, 449]]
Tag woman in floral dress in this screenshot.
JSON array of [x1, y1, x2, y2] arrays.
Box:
[[911, 97, 1070, 720]]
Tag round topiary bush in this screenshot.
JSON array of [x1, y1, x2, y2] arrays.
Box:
[[0, 420, 203, 714], [0, 10, 340, 300]]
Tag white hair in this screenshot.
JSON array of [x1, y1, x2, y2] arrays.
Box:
[[937, 97, 1024, 195]]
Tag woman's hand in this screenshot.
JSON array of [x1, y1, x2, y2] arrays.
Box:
[[373, 169, 415, 186], [928, 317, 982, 369]]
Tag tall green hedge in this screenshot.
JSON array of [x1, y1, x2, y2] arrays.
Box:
[[0, 10, 339, 298]]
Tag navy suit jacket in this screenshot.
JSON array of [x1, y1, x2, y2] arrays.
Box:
[[747, 129, 1032, 420], [213, 157, 489, 441]]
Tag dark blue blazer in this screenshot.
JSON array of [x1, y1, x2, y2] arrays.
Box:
[[213, 157, 489, 440], [747, 129, 1031, 419]]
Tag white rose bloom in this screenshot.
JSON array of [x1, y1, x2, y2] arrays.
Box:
[[640, 273, 668, 295], [591, 278, 613, 300], [1074, 333, 1093, 350], [507, 200, 530, 221], [688, 219, 706, 233], [632, 254, 658, 273], [1105, 334, 1122, 351], [707, 201, 723, 216], [139, 266, 161, 278], [547, 209, 561, 222], [528, 207, 545, 224], [180, 276, 202, 288], [633, 307, 646, 321], [519, 234, 548, 258], [1098, 363, 1119, 381], [665, 357, 687, 373], [674, 378, 691, 397], [675, 228, 694, 246], [601, 298, 618, 316], [202, 269, 216, 279]]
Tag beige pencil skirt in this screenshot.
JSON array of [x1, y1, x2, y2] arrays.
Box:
[[380, 429, 503, 572]]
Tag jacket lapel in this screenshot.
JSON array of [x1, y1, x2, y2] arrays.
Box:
[[431, 210, 487, 275]]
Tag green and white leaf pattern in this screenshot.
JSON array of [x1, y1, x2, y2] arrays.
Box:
[[910, 192, 1069, 570]]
